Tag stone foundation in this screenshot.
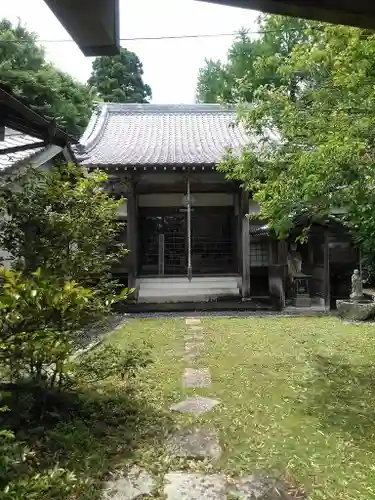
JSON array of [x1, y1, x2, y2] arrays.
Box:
[[336, 299, 375, 321]]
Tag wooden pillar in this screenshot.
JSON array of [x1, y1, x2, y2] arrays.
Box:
[[277, 240, 288, 303], [268, 240, 275, 266], [308, 236, 314, 268], [241, 190, 250, 298], [126, 180, 137, 291], [323, 229, 330, 309], [186, 177, 192, 281], [235, 192, 242, 275], [278, 240, 288, 266]]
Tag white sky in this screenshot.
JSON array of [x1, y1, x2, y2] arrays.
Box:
[[2, 0, 259, 103]]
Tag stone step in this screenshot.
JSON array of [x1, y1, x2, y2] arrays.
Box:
[[137, 291, 240, 303], [137, 275, 240, 303], [139, 286, 239, 296], [138, 276, 240, 285], [138, 286, 239, 294], [137, 279, 239, 290]]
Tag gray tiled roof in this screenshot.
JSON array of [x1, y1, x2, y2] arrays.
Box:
[[250, 224, 270, 236], [0, 128, 44, 171], [78, 103, 251, 166]]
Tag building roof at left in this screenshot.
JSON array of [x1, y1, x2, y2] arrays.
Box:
[[0, 128, 44, 171]]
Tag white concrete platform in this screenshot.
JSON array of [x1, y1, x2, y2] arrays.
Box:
[[137, 276, 240, 303]]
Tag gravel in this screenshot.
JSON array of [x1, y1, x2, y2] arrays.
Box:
[[74, 313, 129, 351]]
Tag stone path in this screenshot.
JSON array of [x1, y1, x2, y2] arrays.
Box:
[[167, 428, 222, 460], [183, 367, 211, 388], [164, 473, 226, 500], [188, 325, 204, 331], [185, 318, 203, 326], [170, 396, 220, 416], [103, 470, 293, 499], [102, 467, 155, 500], [168, 317, 222, 465], [102, 316, 297, 499], [184, 341, 204, 354]]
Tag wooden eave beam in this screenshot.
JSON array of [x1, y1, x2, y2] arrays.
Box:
[[200, 0, 375, 30], [0, 141, 45, 155], [0, 87, 77, 147]]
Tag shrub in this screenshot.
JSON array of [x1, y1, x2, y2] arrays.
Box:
[[0, 268, 97, 388], [0, 163, 131, 394], [0, 163, 127, 297], [0, 163, 137, 499]]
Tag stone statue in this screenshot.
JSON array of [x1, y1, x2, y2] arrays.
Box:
[[337, 269, 374, 320], [287, 243, 303, 276], [350, 269, 363, 300]]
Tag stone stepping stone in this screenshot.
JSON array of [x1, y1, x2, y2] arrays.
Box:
[[164, 472, 226, 500], [184, 340, 204, 350], [184, 330, 204, 340], [188, 325, 204, 332], [102, 466, 155, 499], [185, 318, 201, 325], [184, 341, 204, 352], [183, 343, 203, 361], [228, 474, 292, 499], [183, 367, 211, 388], [167, 428, 222, 460], [183, 351, 199, 362], [184, 336, 204, 345], [170, 396, 220, 416]]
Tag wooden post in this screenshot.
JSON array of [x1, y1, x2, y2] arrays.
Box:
[[240, 190, 250, 298], [235, 192, 242, 275], [277, 240, 288, 303], [242, 216, 250, 298], [158, 233, 165, 276], [268, 240, 274, 266], [186, 177, 192, 281], [126, 180, 137, 291], [278, 240, 288, 265], [323, 229, 330, 309]]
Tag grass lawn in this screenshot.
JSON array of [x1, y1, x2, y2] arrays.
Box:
[[108, 316, 375, 499], [7, 315, 375, 499]]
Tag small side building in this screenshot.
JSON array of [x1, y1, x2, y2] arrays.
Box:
[[0, 127, 76, 270], [78, 103, 358, 309], [0, 85, 77, 269]]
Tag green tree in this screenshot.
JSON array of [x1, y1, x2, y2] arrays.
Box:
[[0, 166, 150, 500], [220, 24, 375, 254], [0, 19, 95, 138], [196, 59, 229, 104], [0, 164, 128, 393], [196, 16, 309, 103], [0, 164, 125, 294], [88, 48, 152, 103]]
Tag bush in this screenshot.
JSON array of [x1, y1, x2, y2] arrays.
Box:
[[0, 163, 139, 499], [0, 163, 131, 395], [0, 268, 97, 389], [0, 163, 127, 291]]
